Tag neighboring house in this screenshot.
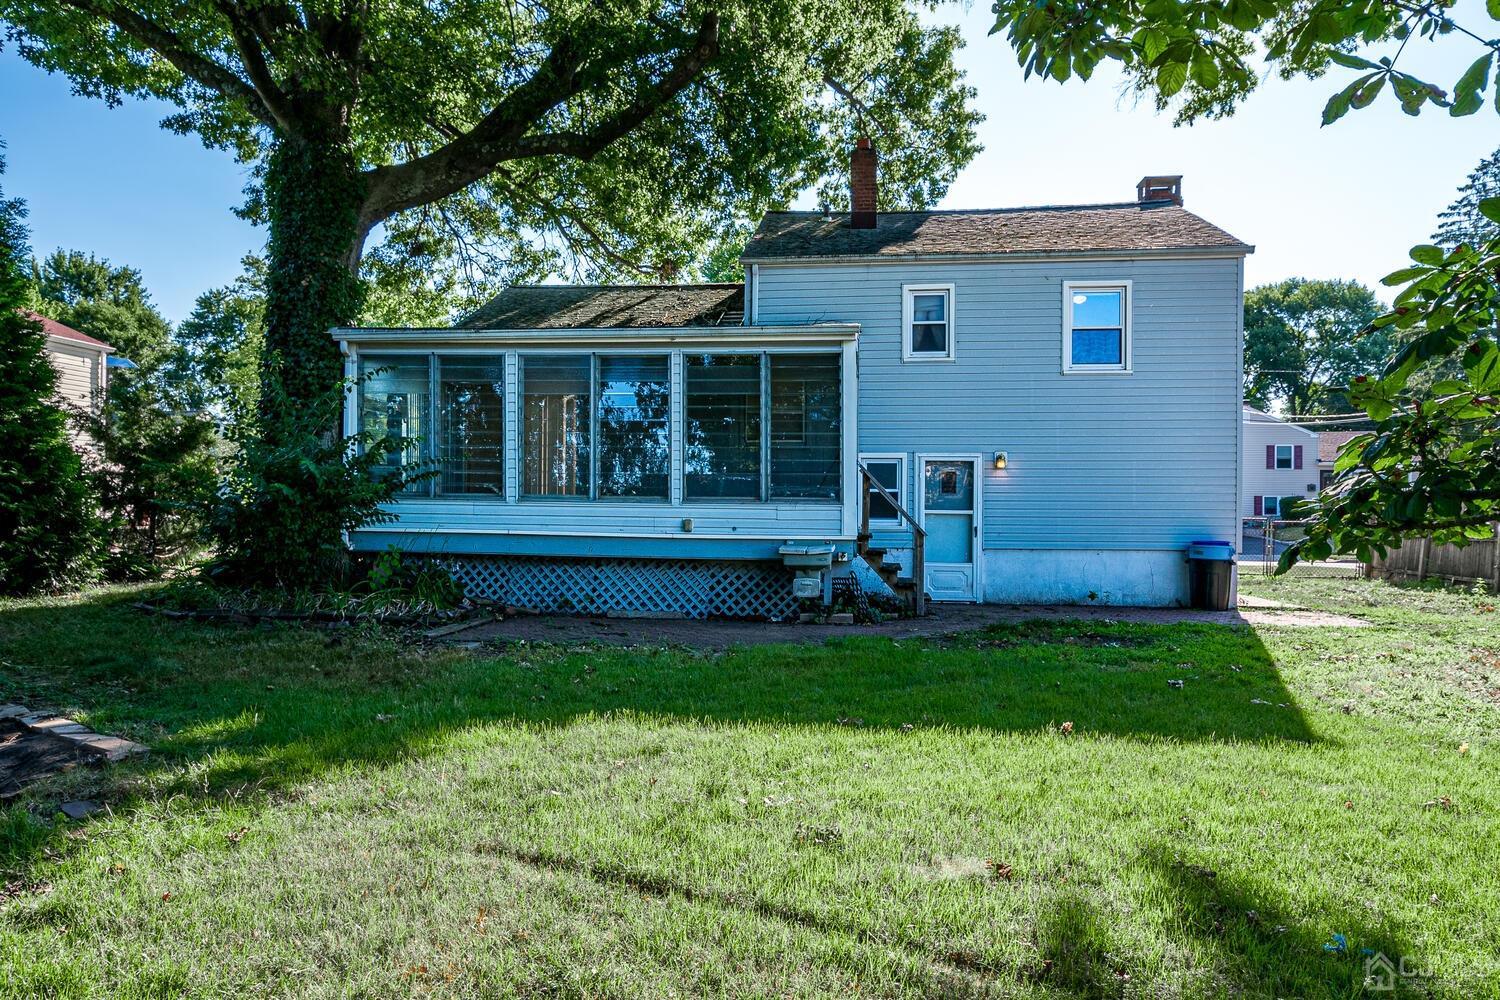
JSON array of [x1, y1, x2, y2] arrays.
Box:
[[337, 146, 1252, 616], [1317, 429, 1363, 489], [36, 311, 114, 449], [1242, 404, 1318, 519]]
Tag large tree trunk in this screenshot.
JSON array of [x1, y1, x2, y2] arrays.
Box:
[[259, 134, 367, 435]]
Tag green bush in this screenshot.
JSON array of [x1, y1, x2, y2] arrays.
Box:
[[202, 370, 432, 590]]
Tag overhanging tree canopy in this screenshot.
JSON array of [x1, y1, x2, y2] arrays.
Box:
[[3, 0, 981, 410]]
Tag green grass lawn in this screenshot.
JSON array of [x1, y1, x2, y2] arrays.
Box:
[[2, 577, 1497, 998]]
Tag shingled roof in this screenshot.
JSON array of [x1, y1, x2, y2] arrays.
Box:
[[458, 284, 744, 330], [741, 203, 1251, 261]]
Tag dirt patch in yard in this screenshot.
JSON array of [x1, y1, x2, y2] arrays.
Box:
[[436, 601, 1369, 650]]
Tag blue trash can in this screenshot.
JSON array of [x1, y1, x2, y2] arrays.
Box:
[[1186, 541, 1234, 610]]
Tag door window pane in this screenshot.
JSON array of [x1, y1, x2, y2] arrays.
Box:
[[864, 458, 902, 522], [685, 354, 761, 499], [770, 354, 841, 500], [358, 354, 429, 493], [521, 355, 591, 498], [437, 356, 504, 496], [598, 355, 669, 498], [923, 461, 974, 512]]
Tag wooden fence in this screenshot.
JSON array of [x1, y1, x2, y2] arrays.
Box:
[[1369, 524, 1500, 592]]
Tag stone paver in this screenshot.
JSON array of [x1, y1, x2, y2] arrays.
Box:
[[439, 599, 1368, 651]]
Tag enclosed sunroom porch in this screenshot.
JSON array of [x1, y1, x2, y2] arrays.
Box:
[[335, 322, 861, 618]]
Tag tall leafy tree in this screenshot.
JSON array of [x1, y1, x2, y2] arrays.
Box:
[[1434, 146, 1500, 249], [30, 250, 174, 366], [0, 141, 99, 594], [1243, 278, 1387, 417], [31, 248, 220, 577], [170, 256, 266, 417], [1, 1, 982, 429]]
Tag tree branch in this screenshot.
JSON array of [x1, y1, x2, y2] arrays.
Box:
[[823, 74, 873, 125], [213, 1, 300, 134], [357, 13, 720, 231], [59, 0, 276, 128]]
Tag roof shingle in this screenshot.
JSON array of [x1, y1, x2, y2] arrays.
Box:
[[28, 311, 113, 351], [458, 284, 744, 330], [742, 203, 1251, 261]]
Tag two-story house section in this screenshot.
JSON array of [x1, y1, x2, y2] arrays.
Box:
[[1241, 405, 1319, 519], [336, 142, 1253, 616]]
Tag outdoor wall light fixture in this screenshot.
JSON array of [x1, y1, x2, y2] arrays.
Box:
[[993, 451, 1009, 470]]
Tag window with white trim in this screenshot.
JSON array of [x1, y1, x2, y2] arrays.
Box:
[[1063, 281, 1131, 373], [1275, 444, 1293, 469], [1263, 495, 1281, 517], [859, 454, 906, 526], [902, 284, 954, 361]]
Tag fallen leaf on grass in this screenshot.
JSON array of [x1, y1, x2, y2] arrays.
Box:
[[1058, 721, 1074, 735], [985, 859, 1014, 881]]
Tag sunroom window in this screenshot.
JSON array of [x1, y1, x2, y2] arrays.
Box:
[[685, 354, 762, 499], [521, 355, 591, 498], [598, 355, 670, 498], [769, 354, 841, 499], [1064, 282, 1131, 372], [437, 356, 504, 496], [357, 354, 429, 493]]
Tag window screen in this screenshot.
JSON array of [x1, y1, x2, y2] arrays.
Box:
[[685, 354, 761, 499], [769, 354, 841, 500], [521, 355, 591, 498]]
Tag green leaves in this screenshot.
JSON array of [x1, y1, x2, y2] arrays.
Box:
[[1158, 61, 1188, 97], [1451, 52, 1494, 116]]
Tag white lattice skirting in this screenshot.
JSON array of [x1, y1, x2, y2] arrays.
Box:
[[430, 556, 800, 620]]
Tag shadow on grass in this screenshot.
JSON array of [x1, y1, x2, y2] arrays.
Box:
[[0, 587, 1316, 862]]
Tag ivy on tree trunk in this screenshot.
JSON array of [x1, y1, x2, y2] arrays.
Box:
[[261, 136, 367, 434]]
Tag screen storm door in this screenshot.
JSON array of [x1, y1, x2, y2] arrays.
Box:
[[918, 456, 980, 602]]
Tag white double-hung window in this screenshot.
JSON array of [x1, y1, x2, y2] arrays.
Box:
[[902, 284, 955, 361], [1063, 281, 1132, 374]]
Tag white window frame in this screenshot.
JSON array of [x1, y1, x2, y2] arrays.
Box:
[[901, 283, 956, 362], [1061, 280, 1132, 375], [1263, 495, 1281, 517], [1275, 444, 1293, 470], [859, 452, 907, 527]]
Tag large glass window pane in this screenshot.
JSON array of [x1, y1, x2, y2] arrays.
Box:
[[358, 354, 429, 492], [522, 355, 591, 498], [1070, 328, 1123, 365], [1071, 290, 1121, 328], [437, 356, 504, 496], [770, 354, 841, 500], [598, 355, 669, 498], [685, 354, 761, 499]]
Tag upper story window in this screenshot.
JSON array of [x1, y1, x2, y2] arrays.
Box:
[[902, 284, 955, 362], [1275, 444, 1293, 469], [1063, 281, 1131, 373]]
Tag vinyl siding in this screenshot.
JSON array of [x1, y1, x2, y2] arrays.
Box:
[[1242, 417, 1318, 517], [755, 256, 1243, 551]]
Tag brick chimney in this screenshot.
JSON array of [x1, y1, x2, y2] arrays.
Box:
[[1136, 175, 1183, 205], [850, 138, 877, 229]]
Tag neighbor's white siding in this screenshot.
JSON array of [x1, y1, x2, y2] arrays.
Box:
[[754, 256, 1244, 556], [1242, 414, 1318, 517]]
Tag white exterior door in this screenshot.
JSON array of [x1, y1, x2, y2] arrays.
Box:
[[918, 456, 980, 602]]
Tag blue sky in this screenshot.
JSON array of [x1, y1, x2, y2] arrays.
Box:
[[2, 3, 1496, 323]]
